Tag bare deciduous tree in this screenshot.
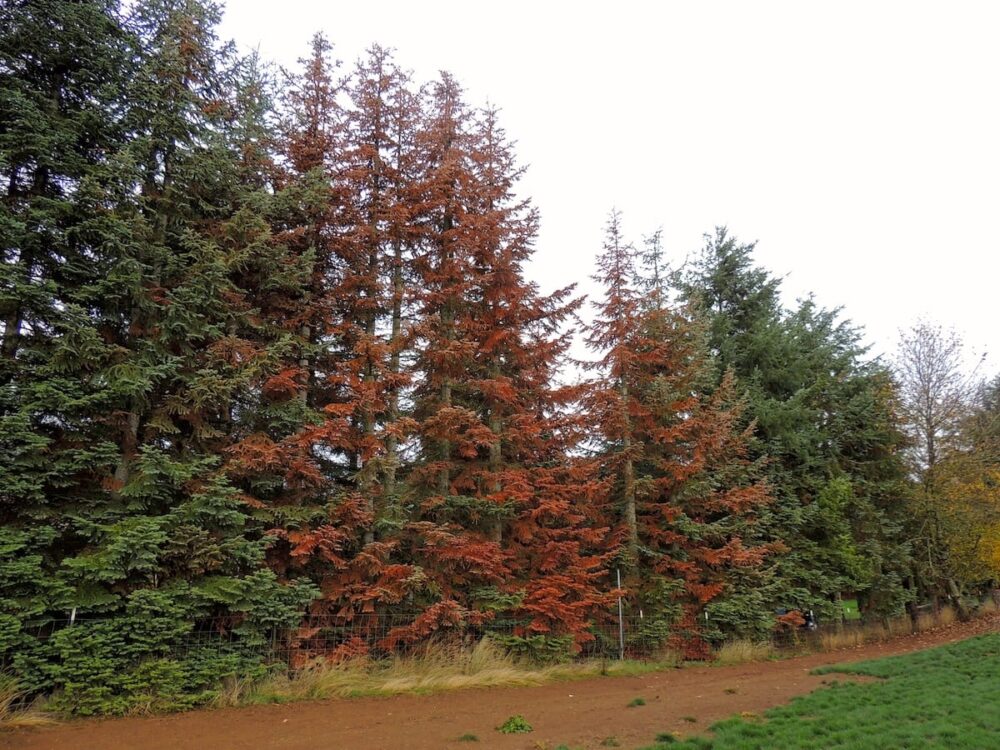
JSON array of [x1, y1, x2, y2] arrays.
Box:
[[895, 321, 982, 482], [895, 320, 988, 618]]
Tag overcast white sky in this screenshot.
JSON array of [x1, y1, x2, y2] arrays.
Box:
[[220, 0, 999, 373]]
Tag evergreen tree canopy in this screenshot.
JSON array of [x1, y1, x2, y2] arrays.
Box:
[[1, 0, 989, 716], [676, 227, 913, 620]]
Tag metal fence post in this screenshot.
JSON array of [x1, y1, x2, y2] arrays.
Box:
[[617, 568, 625, 661]]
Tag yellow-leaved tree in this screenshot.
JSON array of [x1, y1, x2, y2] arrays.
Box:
[[896, 323, 996, 616]]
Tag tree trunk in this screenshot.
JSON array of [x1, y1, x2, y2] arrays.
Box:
[[438, 377, 451, 496], [947, 577, 971, 621], [112, 410, 141, 491], [488, 404, 503, 543], [360, 237, 379, 546], [621, 379, 638, 561], [1, 306, 23, 364], [383, 237, 404, 510], [437, 209, 455, 498], [438, 301, 453, 497]]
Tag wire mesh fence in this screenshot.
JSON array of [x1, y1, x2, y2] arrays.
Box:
[[6, 608, 878, 673]]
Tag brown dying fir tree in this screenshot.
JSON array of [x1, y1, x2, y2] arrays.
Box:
[[460, 106, 610, 649], [387, 73, 509, 642], [229, 34, 401, 632], [338, 44, 422, 544], [585, 210, 772, 657], [383, 80, 610, 649]]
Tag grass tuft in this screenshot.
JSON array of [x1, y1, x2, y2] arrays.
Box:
[[714, 640, 775, 665], [0, 674, 55, 731], [457, 732, 479, 741], [978, 597, 999, 615], [884, 615, 913, 638], [213, 673, 261, 707], [653, 732, 677, 744], [820, 627, 867, 650], [627, 696, 646, 707], [935, 605, 958, 628]]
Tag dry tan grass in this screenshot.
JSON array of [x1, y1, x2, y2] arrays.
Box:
[[936, 605, 958, 627], [914, 612, 937, 633], [714, 640, 776, 665], [977, 597, 999, 615], [884, 615, 914, 639], [231, 638, 681, 706], [819, 605, 968, 651], [819, 628, 867, 651], [0, 676, 55, 731], [913, 605, 956, 633], [212, 673, 262, 708]]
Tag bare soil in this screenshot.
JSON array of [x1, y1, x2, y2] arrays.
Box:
[[6, 613, 998, 750]]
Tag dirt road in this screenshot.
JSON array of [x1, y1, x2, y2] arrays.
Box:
[[7, 613, 998, 750]]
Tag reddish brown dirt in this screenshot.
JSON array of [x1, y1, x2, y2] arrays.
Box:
[[7, 614, 999, 750]]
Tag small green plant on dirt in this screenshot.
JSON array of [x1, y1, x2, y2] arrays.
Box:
[[497, 714, 533, 734], [457, 733, 478, 741], [627, 696, 646, 707], [654, 733, 677, 744], [600, 736, 621, 746]]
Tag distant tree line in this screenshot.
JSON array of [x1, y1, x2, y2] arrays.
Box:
[[2, 0, 997, 714]]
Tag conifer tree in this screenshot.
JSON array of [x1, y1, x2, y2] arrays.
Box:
[[677, 228, 913, 624], [1, 0, 136, 661], [104, 0, 315, 635], [2, 0, 316, 711], [254, 34, 396, 625], [584, 210, 642, 559], [242, 38, 430, 645], [389, 74, 508, 638], [338, 45, 422, 542], [586, 213, 771, 656], [459, 107, 607, 649]]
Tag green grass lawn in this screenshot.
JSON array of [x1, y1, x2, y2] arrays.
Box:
[[841, 598, 861, 621], [639, 633, 1000, 749]]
